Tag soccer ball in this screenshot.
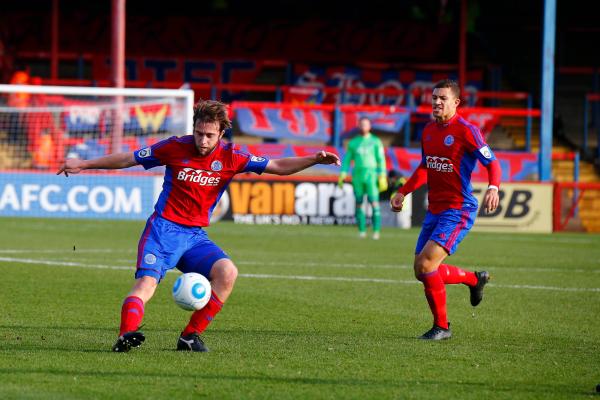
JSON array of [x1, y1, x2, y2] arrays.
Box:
[[172, 273, 212, 311]]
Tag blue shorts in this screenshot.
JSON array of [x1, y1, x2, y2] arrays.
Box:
[[136, 213, 229, 282], [415, 209, 477, 255]]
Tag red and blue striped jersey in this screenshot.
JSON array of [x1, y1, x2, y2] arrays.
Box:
[[134, 136, 268, 227], [420, 113, 497, 214]]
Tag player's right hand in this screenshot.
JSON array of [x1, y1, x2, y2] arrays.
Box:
[[390, 192, 405, 212], [56, 159, 86, 177]]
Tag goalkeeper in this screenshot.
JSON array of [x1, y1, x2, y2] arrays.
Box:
[[338, 117, 388, 239]]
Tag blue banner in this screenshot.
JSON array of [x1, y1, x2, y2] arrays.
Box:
[[340, 109, 410, 134], [0, 173, 158, 220], [235, 104, 332, 142]]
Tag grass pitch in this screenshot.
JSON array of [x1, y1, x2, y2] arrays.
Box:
[[0, 217, 599, 399]]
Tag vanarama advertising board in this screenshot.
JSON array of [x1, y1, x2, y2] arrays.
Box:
[[211, 176, 411, 227], [212, 178, 356, 225]]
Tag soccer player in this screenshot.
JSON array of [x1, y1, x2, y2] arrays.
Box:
[[338, 117, 388, 239], [57, 100, 341, 352], [390, 79, 501, 340]]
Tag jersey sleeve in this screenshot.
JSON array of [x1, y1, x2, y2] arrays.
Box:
[[464, 124, 497, 166], [133, 136, 175, 170], [375, 138, 387, 175], [340, 141, 354, 174], [398, 163, 427, 196], [233, 150, 269, 174]]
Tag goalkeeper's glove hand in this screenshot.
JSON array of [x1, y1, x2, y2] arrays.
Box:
[[378, 174, 388, 192], [337, 172, 347, 188]]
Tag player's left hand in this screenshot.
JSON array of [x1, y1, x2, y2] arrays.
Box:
[[315, 151, 341, 166], [483, 187, 499, 214]]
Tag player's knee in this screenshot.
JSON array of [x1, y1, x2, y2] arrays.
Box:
[[130, 276, 158, 303], [413, 256, 434, 279], [212, 260, 238, 289], [224, 263, 238, 286]]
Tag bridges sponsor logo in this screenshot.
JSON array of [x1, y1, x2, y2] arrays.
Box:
[[177, 168, 221, 186], [425, 156, 454, 173]]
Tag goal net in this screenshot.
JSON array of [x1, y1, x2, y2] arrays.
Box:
[[0, 84, 194, 220], [0, 84, 194, 170]]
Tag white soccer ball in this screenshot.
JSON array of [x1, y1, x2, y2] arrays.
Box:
[[172, 273, 212, 311]]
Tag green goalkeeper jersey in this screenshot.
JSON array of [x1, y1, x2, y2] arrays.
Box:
[[341, 133, 386, 176]]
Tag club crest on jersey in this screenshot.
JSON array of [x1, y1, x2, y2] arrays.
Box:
[[444, 135, 454, 146], [177, 168, 221, 186], [138, 147, 151, 158], [144, 253, 157, 265], [479, 146, 493, 159], [251, 156, 266, 162], [211, 160, 223, 171], [425, 156, 454, 173]]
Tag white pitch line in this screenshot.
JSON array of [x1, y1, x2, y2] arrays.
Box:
[[1, 256, 599, 293], [237, 260, 411, 270], [238, 260, 600, 274], [0, 256, 132, 271], [239, 273, 412, 285], [238, 274, 600, 293], [0, 249, 131, 254], [0, 249, 598, 274]]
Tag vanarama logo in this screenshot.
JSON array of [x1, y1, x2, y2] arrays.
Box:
[[177, 168, 221, 186], [426, 156, 454, 173]]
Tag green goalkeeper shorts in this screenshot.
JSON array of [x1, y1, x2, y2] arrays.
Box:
[[351, 171, 379, 203]]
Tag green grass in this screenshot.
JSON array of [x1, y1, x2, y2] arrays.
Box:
[[0, 217, 599, 399]]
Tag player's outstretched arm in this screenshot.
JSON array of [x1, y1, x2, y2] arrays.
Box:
[[57, 152, 138, 177], [264, 151, 341, 176]]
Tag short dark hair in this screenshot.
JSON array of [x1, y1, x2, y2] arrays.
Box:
[[193, 99, 232, 132], [359, 116, 371, 123], [433, 79, 460, 99]]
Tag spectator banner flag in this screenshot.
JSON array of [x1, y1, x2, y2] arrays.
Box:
[[64, 102, 175, 135], [234, 103, 332, 142], [340, 108, 410, 134]]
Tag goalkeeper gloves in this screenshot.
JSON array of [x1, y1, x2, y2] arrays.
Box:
[[338, 172, 347, 188], [378, 174, 388, 192]]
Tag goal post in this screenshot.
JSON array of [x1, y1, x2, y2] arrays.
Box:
[[0, 84, 194, 170]]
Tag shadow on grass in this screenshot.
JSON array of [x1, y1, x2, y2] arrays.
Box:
[[213, 327, 421, 340], [0, 325, 117, 333], [0, 325, 420, 340], [0, 367, 587, 395]]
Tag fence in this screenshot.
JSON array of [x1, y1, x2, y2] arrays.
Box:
[[583, 92, 600, 159]]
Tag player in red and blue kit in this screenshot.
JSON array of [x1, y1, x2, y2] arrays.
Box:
[[57, 100, 340, 352], [391, 80, 501, 340]]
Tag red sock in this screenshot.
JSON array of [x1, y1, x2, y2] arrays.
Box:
[[438, 264, 478, 286], [181, 293, 224, 336], [119, 296, 144, 336], [418, 271, 448, 329]]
